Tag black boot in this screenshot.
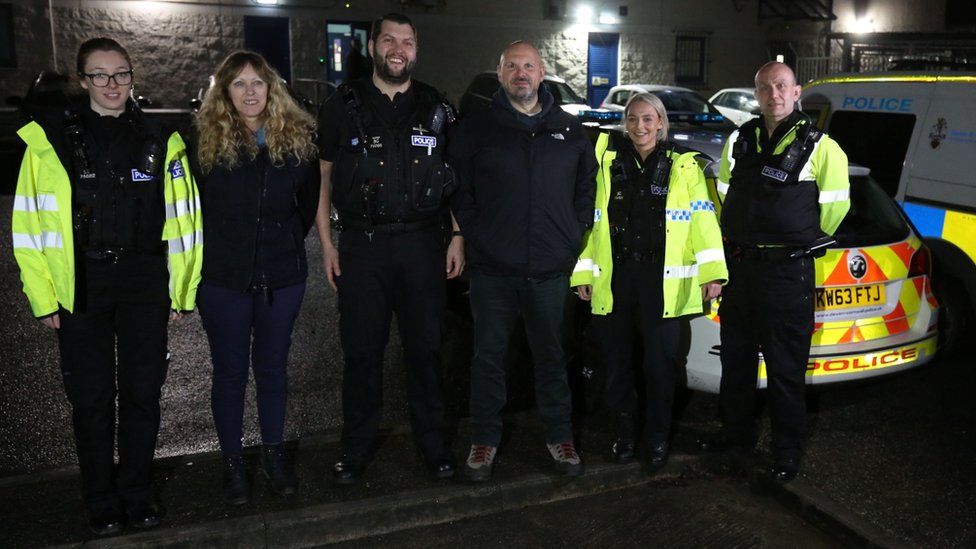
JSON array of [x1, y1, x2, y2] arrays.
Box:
[[262, 443, 298, 496], [222, 455, 250, 505], [609, 413, 637, 464]]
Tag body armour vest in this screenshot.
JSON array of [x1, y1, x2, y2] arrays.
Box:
[[721, 116, 822, 247], [331, 79, 455, 226], [64, 103, 166, 255], [606, 134, 671, 260]]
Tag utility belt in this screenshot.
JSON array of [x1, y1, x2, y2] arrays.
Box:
[[727, 236, 835, 262], [728, 244, 801, 262], [84, 245, 166, 263], [339, 216, 438, 235], [609, 224, 663, 264], [618, 250, 661, 263]]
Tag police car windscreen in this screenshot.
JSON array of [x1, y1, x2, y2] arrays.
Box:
[[833, 175, 910, 247]]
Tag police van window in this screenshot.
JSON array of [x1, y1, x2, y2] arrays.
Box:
[[833, 175, 909, 247], [612, 90, 631, 106], [826, 111, 916, 197]]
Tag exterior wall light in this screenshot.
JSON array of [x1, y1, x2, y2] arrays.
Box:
[[853, 16, 874, 34], [254, 0, 279, 5], [575, 5, 594, 23], [598, 13, 618, 24]]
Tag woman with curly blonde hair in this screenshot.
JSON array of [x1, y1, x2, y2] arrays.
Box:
[[191, 50, 320, 505]]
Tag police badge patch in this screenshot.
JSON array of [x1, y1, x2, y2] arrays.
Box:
[[169, 160, 185, 179], [131, 169, 154, 182], [761, 165, 789, 182]]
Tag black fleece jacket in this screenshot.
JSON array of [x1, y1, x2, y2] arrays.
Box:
[[449, 89, 597, 279], [191, 138, 320, 292]]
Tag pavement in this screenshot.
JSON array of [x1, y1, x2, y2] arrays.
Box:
[[1, 411, 848, 549]]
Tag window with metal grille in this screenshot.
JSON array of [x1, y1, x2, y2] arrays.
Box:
[[675, 36, 706, 86]]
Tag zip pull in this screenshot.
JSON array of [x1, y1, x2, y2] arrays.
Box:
[[366, 229, 374, 243]]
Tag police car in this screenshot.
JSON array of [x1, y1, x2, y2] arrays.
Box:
[[684, 164, 941, 393], [799, 72, 976, 355]]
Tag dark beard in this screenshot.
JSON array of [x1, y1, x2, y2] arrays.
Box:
[[373, 53, 416, 85]]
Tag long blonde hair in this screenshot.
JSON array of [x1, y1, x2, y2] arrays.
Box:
[[195, 50, 317, 172]]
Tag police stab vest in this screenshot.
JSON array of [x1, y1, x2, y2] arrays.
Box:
[[605, 133, 672, 260], [331, 79, 455, 227], [61, 103, 166, 255], [721, 116, 822, 247]]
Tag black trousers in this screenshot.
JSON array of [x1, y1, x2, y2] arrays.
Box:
[[199, 281, 306, 456], [336, 226, 448, 461], [57, 256, 170, 514], [592, 259, 679, 446], [468, 273, 574, 446], [719, 253, 815, 459]]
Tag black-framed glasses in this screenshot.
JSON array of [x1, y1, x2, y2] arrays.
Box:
[[81, 70, 133, 87]]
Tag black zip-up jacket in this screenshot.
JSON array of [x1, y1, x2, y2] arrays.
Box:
[[192, 140, 320, 292], [449, 89, 597, 278]]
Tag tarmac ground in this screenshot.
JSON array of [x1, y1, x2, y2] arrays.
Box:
[[1, 412, 844, 549]]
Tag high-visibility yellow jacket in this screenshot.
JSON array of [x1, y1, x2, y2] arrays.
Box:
[[571, 133, 728, 317], [11, 120, 203, 317]]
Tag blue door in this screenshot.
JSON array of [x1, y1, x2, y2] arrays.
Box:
[[244, 16, 291, 83], [587, 33, 619, 108]]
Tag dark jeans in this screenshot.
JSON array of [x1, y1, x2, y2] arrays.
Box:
[[468, 273, 574, 446], [336, 227, 448, 461], [57, 256, 170, 514], [199, 281, 306, 455], [592, 259, 679, 445], [719, 254, 815, 459]]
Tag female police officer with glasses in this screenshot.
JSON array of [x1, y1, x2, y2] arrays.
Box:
[[192, 51, 319, 505], [571, 92, 727, 470], [12, 37, 202, 535]]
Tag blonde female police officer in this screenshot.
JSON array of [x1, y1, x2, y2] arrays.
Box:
[[572, 92, 726, 469], [12, 37, 202, 535]]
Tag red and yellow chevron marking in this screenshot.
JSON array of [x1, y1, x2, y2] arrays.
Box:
[[709, 236, 937, 348]]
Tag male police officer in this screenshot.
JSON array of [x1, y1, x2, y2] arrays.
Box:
[[701, 62, 850, 482], [315, 13, 463, 484], [450, 41, 596, 482]]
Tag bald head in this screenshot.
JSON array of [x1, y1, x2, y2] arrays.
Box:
[[497, 41, 546, 113], [754, 61, 801, 126], [754, 61, 796, 87]]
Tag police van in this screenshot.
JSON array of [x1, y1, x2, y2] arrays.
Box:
[[800, 72, 976, 354]]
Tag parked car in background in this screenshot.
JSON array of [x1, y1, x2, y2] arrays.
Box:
[[458, 72, 588, 118], [580, 84, 736, 160], [709, 87, 760, 126], [685, 164, 941, 393]]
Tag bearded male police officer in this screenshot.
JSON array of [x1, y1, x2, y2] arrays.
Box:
[[699, 62, 850, 482], [315, 13, 463, 484]]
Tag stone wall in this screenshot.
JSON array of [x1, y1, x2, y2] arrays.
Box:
[[1, 0, 774, 109]]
